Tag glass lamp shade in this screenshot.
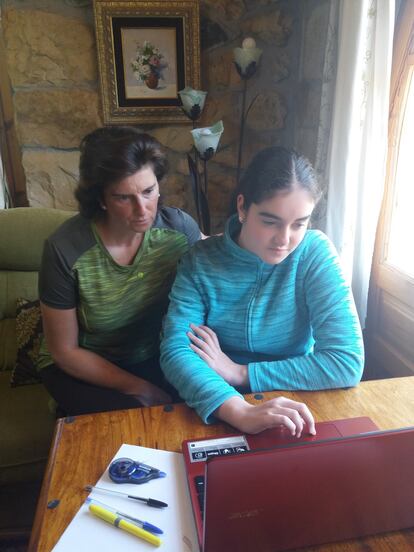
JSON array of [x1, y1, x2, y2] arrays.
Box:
[[233, 37, 262, 78], [191, 121, 224, 159], [179, 87, 207, 119]]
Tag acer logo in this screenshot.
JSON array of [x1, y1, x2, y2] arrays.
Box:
[[228, 509, 260, 520]]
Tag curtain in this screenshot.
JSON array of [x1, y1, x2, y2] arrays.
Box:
[[312, 0, 340, 232], [0, 152, 11, 208], [325, 0, 394, 326], [0, 153, 8, 208], [0, 157, 4, 208]]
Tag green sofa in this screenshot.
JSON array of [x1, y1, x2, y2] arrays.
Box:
[[0, 207, 75, 538]]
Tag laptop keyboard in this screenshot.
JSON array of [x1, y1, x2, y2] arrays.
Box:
[[194, 475, 205, 514], [187, 436, 249, 463], [188, 436, 251, 517]]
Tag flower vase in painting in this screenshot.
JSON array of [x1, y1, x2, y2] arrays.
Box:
[[131, 41, 167, 90]]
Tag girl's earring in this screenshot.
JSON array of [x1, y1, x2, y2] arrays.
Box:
[[101, 204, 107, 210], [239, 217, 245, 224]]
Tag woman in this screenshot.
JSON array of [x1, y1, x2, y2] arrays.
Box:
[[37, 126, 201, 415], [161, 147, 364, 435]]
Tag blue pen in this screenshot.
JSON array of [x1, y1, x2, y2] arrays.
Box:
[[85, 497, 163, 535]]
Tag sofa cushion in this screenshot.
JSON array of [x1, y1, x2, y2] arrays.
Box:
[[0, 207, 75, 271], [10, 299, 43, 387], [0, 208, 75, 319], [0, 271, 39, 320], [0, 371, 55, 485]]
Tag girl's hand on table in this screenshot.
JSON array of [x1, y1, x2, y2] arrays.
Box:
[[188, 323, 248, 387], [217, 395, 316, 436]]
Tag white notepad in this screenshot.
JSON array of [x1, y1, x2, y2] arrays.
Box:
[[52, 443, 200, 551]]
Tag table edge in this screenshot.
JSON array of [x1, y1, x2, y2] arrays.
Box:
[[28, 417, 64, 552]]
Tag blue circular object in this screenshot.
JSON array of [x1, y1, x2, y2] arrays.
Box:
[[108, 457, 166, 484]]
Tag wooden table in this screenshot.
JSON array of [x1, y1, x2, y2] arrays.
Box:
[[29, 377, 414, 551]]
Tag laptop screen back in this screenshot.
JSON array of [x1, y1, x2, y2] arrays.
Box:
[[203, 427, 414, 552], [183, 416, 379, 548]]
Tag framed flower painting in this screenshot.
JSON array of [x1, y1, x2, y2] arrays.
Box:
[[93, 0, 200, 124]]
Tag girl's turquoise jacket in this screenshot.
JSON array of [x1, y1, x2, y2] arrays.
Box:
[[161, 216, 364, 423]]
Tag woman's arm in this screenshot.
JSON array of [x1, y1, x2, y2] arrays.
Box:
[[41, 303, 171, 406]]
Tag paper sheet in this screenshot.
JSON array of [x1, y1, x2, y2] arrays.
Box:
[[52, 443, 200, 552]]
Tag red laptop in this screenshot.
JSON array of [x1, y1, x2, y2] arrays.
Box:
[[182, 417, 414, 551]]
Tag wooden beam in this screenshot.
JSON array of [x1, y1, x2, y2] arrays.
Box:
[[0, 26, 28, 206]]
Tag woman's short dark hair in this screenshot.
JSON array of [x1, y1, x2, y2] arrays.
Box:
[[236, 146, 322, 212], [75, 126, 168, 219]]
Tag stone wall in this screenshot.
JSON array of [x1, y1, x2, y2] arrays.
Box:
[[1, 0, 336, 232]]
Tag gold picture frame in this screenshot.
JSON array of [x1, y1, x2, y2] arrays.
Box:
[[93, 0, 200, 124]]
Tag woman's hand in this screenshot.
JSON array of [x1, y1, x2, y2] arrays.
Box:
[[126, 380, 172, 407], [188, 324, 248, 387], [216, 395, 316, 436]]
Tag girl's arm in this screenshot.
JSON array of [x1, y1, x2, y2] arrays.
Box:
[[160, 253, 243, 423], [248, 234, 364, 392]]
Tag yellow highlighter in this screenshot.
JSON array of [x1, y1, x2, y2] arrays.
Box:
[[88, 503, 162, 547]]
